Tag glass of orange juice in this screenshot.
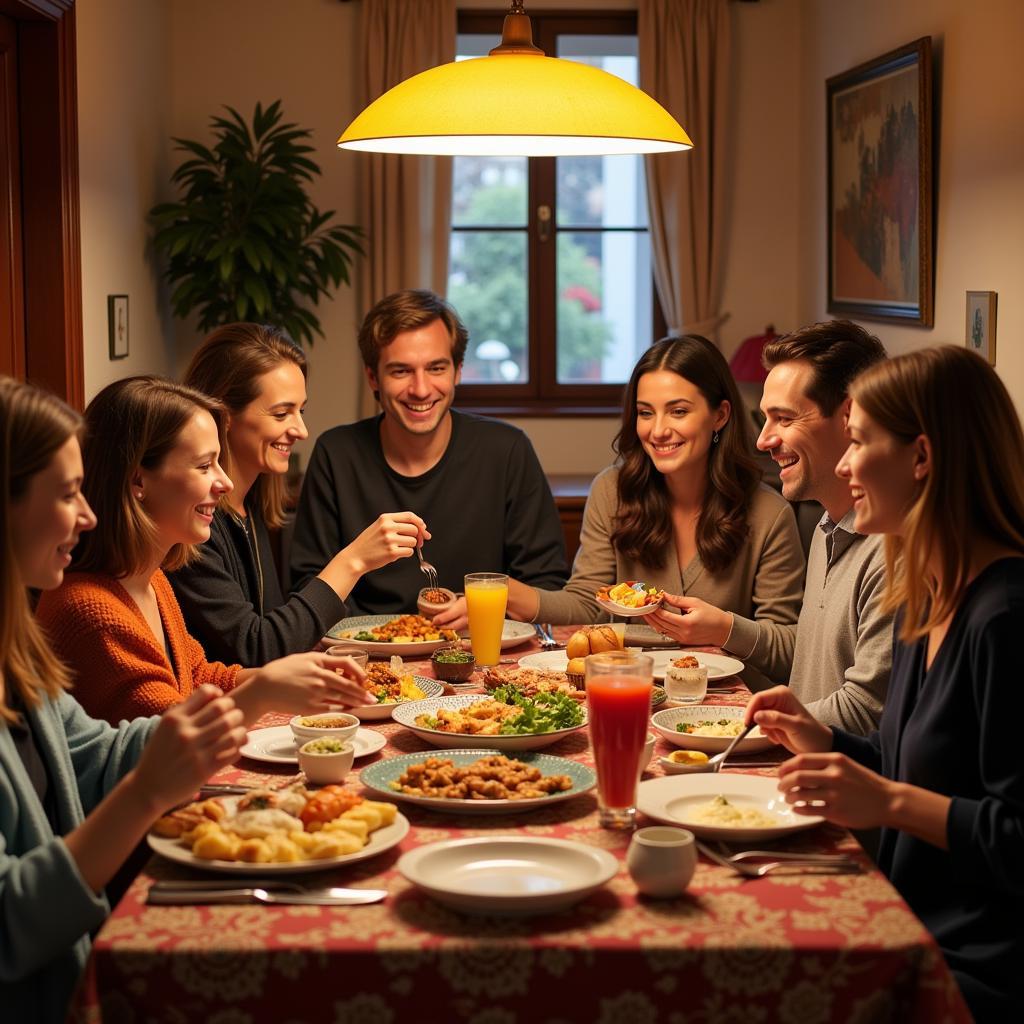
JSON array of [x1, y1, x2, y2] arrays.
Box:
[[464, 572, 508, 668]]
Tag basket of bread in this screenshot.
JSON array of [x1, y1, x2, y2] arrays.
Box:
[[564, 624, 625, 687]]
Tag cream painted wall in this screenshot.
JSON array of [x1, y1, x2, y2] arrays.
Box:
[[77, 0, 174, 398], [168, 0, 363, 454], [797, 0, 1024, 413]]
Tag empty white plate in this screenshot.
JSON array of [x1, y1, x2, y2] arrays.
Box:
[[240, 725, 386, 765], [398, 836, 619, 914]]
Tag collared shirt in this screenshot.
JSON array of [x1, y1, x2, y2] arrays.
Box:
[[788, 507, 894, 735]]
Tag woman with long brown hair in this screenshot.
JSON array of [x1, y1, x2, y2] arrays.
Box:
[[747, 346, 1024, 1019], [36, 376, 372, 724], [170, 323, 427, 665], [0, 376, 245, 1023], [507, 335, 804, 687]]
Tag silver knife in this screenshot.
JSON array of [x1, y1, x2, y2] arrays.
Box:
[[147, 882, 386, 906]]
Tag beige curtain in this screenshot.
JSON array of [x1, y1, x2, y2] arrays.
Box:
[[357, 0, 456, 416], [639, 0, 731, 340]]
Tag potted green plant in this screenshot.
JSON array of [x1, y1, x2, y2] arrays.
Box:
[[150, 100, 362, 346]]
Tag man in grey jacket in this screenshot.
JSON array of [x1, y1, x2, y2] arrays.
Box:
[[755, 320, 890, 734]]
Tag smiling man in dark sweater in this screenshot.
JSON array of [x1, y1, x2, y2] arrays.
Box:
[[290, 290, 568, 624]]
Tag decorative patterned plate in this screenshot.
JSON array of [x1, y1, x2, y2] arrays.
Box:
[[637, 774, 824, 842], [350, 675, 444, 721], [392, 693, 587, 751], [360, 747, 596, 815], [649, 705, 774, 754], [240, 725, 387, 765], [147, 797, 410, 875]]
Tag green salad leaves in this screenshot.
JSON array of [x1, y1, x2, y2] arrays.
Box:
[[490, 685, 585, 734]]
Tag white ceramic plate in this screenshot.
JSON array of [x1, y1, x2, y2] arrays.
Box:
[[360, 748, 596, 815], [649, 650, 745, 682], [392, 693, 587, 751], [241, 725, 387, 765], [325, 614, 460, 656], [649, 705, 774, 754], [398, 836, 619, 914], [350, 675, 444, 721], [148, 798, 410, 875], [595, 595, 664, 618], [637, 774, 824, 841], [326, 616, 534, 656]]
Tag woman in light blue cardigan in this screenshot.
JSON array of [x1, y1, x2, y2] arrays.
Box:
[[0, 377, 246, 1023]]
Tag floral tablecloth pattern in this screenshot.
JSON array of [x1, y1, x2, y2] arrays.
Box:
[[72, 631, 971, 1024]]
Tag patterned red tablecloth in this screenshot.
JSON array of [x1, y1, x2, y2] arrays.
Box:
[[72, 630, 971, 1024]]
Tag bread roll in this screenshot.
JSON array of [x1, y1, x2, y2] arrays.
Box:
[[588, 625, 621, 653]]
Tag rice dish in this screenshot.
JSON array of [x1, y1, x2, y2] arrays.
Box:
[[690, 794, 779, 829]]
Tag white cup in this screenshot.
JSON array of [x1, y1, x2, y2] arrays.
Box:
[[664, 664, 708, 704], [626, 826, 697, 898], [637, 731, 656, 780]]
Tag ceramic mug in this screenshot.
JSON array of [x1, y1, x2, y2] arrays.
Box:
[[626, 826, 697, 898]]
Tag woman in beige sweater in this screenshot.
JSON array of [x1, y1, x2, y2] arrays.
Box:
[[508, 335, 804, 688]]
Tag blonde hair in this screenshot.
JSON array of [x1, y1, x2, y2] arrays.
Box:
[[185, 323, 306, 529], [73, 376, 227, 577], [0, 377, 80, 722], [850, 346, 1024, 642]]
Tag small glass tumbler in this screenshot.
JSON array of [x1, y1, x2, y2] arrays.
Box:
[[325, 644, 370, 680], [586, 650, 654, 830], [664, 663, 708, 704], [626, 826, 697, 898]]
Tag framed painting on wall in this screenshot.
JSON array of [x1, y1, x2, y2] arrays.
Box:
[[827, 37, 933, 326], [965, 290, 997, 365]]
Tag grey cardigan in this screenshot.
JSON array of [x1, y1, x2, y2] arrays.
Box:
[[536, 467, 805, 688], [0, 690, 157, 1023]]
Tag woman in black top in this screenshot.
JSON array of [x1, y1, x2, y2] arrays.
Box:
[[747, 346, 1024, 1021], [169, 324, 427, 665]]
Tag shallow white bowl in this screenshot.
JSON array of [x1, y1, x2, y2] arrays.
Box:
[[398, 836, 619, 914], [650, 705, 774, 754], [659, 753, 714, 775], [289, 712, 360, 745], [298, 739, 355, 785]]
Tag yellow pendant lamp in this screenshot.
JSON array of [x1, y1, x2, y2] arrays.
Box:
[[338, 1, 692, 158]]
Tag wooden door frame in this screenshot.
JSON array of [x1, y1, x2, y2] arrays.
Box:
[[0, 0, 82, 408]]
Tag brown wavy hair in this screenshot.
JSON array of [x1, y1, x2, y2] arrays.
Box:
[[0, 377, 80, 721], [73, 376, 227, 577], [357, 289, 469, 375], [611, 336, 760, 573], [185, 323, 306, 529], [850, 345, 1024, 642]]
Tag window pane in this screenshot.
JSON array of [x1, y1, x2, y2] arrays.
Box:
[[453, 157, 527, 227], [557, 230, 652, 385], [448, 230, 528, 384]]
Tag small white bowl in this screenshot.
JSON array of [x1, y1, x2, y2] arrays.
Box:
[[298, 738, 355, 785], [659, 752, 714, 775], [289, 711, 360, 745], [638, 732, 657, 778]]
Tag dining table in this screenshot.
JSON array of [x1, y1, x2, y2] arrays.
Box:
[[70, 627, 972, 1024]]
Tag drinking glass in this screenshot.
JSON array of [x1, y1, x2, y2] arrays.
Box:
[[586, 650, 654, 830], [325, 645, 369, 679], [464, 572, 508, 668]]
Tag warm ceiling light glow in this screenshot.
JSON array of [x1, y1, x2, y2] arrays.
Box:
[[338, 2, 692, 158]]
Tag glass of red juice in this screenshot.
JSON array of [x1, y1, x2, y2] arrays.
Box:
[[586, 651, 654, 830]]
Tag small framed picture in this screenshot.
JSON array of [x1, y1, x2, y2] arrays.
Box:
[[965, 291, 997, 365], [108, 294, 129, 359]]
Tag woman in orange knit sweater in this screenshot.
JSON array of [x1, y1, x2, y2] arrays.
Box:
[[36, 377, 373, 725]]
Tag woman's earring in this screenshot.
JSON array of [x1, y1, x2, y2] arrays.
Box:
[[712, 430, 720, 445]]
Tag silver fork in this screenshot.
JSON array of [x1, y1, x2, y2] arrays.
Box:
[[533, 623, 562, 649], [416, 546, 439, 591], [696, 841, 861, 878]]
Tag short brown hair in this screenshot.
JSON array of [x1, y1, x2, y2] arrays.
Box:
[[851, 345, 1024, 643], [185, 323, 306, 529], [0, 377, 81, 721], [762, 320, 886, 415], [357, 290, 468, 372], [74, 376, 227, 577]]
